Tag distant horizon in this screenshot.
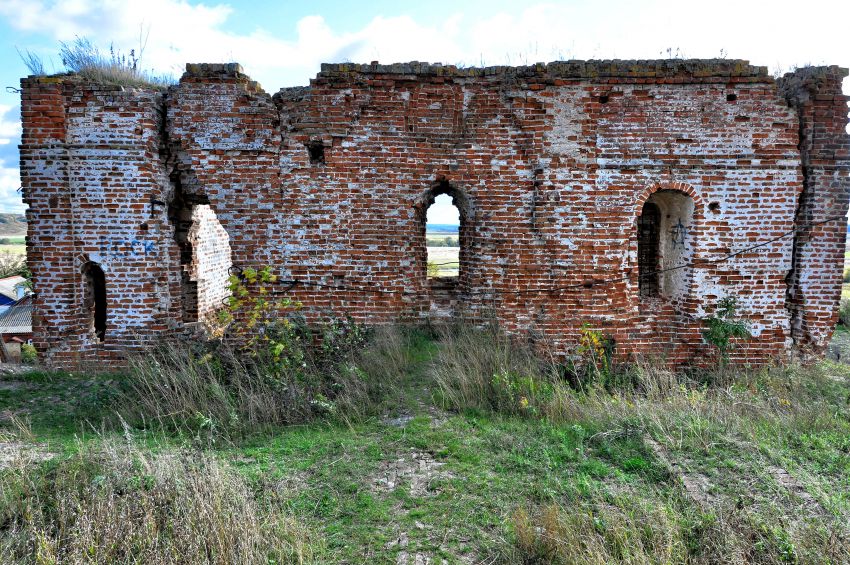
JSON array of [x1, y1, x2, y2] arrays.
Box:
[[426, 223, 459, 233]]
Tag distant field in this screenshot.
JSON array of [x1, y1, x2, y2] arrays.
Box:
[[427, 246, 459, 277], [0, 235, 26, 256], [426, 229, 459, 277], [0, 244, 26, 256], [426, 233, 458, 247]]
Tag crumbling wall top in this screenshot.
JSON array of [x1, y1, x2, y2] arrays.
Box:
[[316, 58, 773, 82], [777, 65, 849, 105], [183, 63, 246, 78], [180, 63, 267, 94]]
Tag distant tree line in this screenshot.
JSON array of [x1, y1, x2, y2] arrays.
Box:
[[427, 237, 459, 247]]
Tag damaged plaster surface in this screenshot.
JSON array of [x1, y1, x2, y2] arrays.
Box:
[[18, 59, 850, 368]]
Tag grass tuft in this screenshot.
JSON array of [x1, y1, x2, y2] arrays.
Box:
[[58, 37, 174, 87], [0, 436, 318, 564], [511, 495, 684, 564]]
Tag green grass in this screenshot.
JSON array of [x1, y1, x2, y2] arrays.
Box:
[[2, 329, 850, 563]]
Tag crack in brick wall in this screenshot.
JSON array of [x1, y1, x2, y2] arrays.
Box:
[[18, 60, 850, 368]]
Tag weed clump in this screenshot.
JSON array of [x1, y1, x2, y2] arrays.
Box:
[[123, 268, 415, 436], [839, 298, 850, 327], [60, 37, 174, 87], [19, 36, 174, 87], [511, 495, 684, 564]]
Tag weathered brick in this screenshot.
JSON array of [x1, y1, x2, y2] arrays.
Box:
[[18, 60, 850, 368]]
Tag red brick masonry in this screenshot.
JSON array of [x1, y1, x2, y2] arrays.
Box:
[[19, 60, 850, 368]]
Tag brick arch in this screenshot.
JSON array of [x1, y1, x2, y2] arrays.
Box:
[[414, 178, 473, 316], [630, 180, 704, 318], [414, 177, 473, 223], [634, 180, 705, 220]]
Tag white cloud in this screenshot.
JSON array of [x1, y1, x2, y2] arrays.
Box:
[[2, 0, 849, 90], [0, 104, 21, 143], [428, 194, 460, 226], [0, 165, 22, 213], [0, 105, 23, 212]]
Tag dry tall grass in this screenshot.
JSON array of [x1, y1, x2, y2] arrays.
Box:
[[511, 494, 684, 564], [432, 323, 554, 414], [59, 37, 173, 87], [124, 325, 416, 436], [0, 437, 317, 564], [432, 323, 848, 439]]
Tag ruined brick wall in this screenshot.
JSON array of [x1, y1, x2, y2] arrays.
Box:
[[779, 67, 850, 354], [20, 78, 174, 366], [19, 60, 850, 368]]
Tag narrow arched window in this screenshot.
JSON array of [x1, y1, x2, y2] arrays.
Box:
[[82, 262, 107, 341], [426, 194, 460, 279], [420, 180, 470, 319], [638, 190, 696, 302], [638, 202, 661, 297]]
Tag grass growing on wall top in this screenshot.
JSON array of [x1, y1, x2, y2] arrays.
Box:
[[21, 37, 175, 88]]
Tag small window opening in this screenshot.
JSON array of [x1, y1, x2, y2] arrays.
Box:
[[599, 94, 609, 104], [637, 202, 661, 297], [307, 140, 325, 165], [426, 193, 460, 279], [82, 261, 107, 341], [726, 93, 737, 102]]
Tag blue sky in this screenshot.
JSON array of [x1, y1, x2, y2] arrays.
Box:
[[0, 0, 848, 223]]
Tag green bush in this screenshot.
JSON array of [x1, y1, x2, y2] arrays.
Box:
[[701, 296, 751, 366], [19, 343, 36, 365], [124, 267, 414, 436], [839, 298, 850, 327], [426, 261, 440, 277]]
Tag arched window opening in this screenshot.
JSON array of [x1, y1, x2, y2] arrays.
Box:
[[419, 181, 470, 320], [637, 190, 695, 302], [638, 202, 661, 297], [426, 194, 460, 279], [170, 193, 233, 326], [82, 261, 107, 342]]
